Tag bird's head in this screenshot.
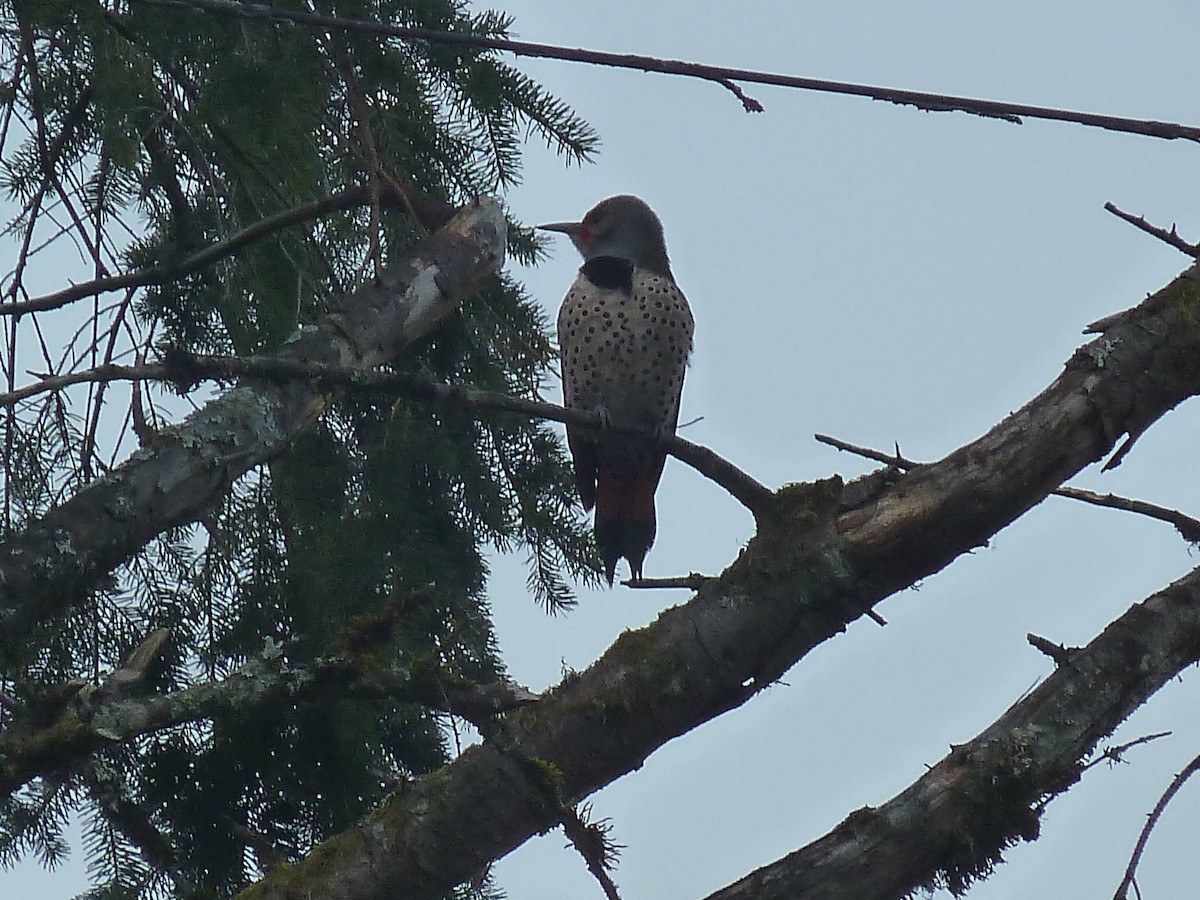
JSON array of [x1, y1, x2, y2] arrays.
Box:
[[538, 195, 671, 276]]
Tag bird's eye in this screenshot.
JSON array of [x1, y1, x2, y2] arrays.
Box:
[[579, 226, 593, 243]]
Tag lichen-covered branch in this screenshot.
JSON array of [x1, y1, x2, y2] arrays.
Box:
[[0, 638, 534, 799], [702, 561, 1200, 900], [237, 264, 1200, 900], [0, 197, 506, 665]]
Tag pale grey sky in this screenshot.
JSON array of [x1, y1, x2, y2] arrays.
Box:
[[10, 1, 1200, 898]]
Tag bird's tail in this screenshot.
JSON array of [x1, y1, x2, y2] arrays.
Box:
[[594, 467, 659, 584]]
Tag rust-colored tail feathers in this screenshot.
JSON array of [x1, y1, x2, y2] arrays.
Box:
[[593, 461, 664, 584]]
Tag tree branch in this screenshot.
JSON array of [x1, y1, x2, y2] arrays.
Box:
[[702, 562, 1200, 900], [560, 804, 624, 900], [131, 0, 1200, 143], [0, 197, 505, 666], [815, 433, 1200, 544], [0, 631, 535, 799], [0, 183, 454, 318], [0, 352, 776, 521], [1113, 750, 1200, 900], [1104, 202, 1200, 259], [233, 262, 1200, 900]]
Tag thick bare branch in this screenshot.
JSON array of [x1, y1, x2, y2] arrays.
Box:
[[133, 0, 1200, 143], [234, 263, 1200, 900], [703, 562, 1200, 900], [0, 198, 505, 664]]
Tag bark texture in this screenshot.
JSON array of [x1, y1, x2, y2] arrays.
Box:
[[703, 563, 1200, 900]]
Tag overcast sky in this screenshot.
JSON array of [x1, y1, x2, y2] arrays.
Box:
[[11, 1, 1200, 898]]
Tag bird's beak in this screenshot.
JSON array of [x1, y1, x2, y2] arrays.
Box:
[[536, 220, 583, 235]]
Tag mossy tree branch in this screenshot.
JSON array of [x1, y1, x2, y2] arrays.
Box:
[[234, 266, 1200, 898], [702, 561, 1200, 900]]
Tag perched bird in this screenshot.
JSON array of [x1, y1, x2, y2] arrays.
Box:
[[538, 195, 694, 584]]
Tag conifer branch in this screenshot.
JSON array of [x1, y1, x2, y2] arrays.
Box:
[[133, 0, 1200, 142], [0, 184, 454, 318], [0, 197, 506, 664]]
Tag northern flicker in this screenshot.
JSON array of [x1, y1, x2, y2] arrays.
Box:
[[539, 195, 694, 584]]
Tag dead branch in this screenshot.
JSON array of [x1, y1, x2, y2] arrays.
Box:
[[1054, 486, 1200, 544], [815, 434, 1200, 544], [1104, 202, 1200, 259], [131, 0, 1200, 142], [1027, 632, 1075, 667], [625, 573, 713, 591], [1114, 750, 1200, 900]]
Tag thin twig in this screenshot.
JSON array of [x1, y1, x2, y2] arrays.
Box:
[[815, 433, 909, 468], [815, 433, 1200, 544], [712, 78, 763, 113], [0, 183, 448, 318], [1082, 732, 1172, 773], [130, 0, 1200, 142], [1114, 751, 1200, 900], [1104, 202, 1200, 259]]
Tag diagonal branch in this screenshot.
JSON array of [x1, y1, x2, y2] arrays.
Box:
[[815, 433, 1200, 543], [233, 263, 1200, 899], [1104, 202, 1200, 259], [0, 197, 505, 666], [132, 0, 1200, 143], [0, 184, 455, 318], [1113, 750, 1200, 900], [703, 561, 1200, 900]]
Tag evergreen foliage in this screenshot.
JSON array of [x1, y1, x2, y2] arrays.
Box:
[[0, 1, 599, 895]]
